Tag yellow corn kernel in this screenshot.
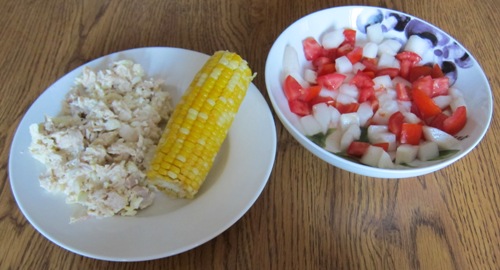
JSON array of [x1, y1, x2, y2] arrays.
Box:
[[147, 51, 254, 198]]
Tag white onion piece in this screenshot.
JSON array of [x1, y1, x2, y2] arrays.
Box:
[[404, 35, 431, 60], [366, 23, 384, 44], [339, 83, 359, 99], [363, 42, 378, 58], [328, 105, 341, 128], [335, 56, 353, 74], [303, 68, 317, 84], [312, 103, 331, 134], [378, 53, 399, 69], [432, 95, 453, 109], [325, 129, 343, 153], [373, 75, 393, 90], [321, 29, 345, 49], [378, 151, 395, 169], [418, 141, 439, 161], [340, 124, 361, 151], [395, 144, 419, 164], [378, 39, 402, 56], [352, 62, 366, 73], [357, 102, 374, 127], [339, 112, 360, 131], [300, 115, 323, 136], [360, 145, 384, 167], [422, 126, 461, 150]]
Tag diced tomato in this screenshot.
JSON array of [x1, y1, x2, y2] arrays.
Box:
[[388, 111, 405, 138], [412, 75, 433, 97], [431, 77, 450, 97], [316, 73, 346, 90], [400, 123, 423, 145], [321, 48, 337, 60], [299, 85, 322, 102], [337, 43, 354, 57], [396, 83, 412, 101], [302, 37, 323, 61], [346, 46, 363, 64], [283, 75, 303, 101], [373, 142, 389, 152], [443, 106, 467, 135], [335, 102, 360, 114], [308, 96, 336, 107], [351, 70, 375, 89], [376, 68, 400, 79], [361, 58, 378, 73], [396, 51, 422, 63], [358, 87, 376, 103], [288, 99, 311, 116], [312, 56, 332, 69], [317, 63, 336, 76], [412, 88, 442, 119], [428, 113, 448, 131], [342, 29, 357, 46], [408, 65, 432, 82], [431, 63, 445, 78], [396, 51, 422, 79], [347, 141, 370, 157], [368, 96, 379, 112]]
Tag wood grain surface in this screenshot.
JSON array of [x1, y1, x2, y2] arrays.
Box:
[[1, 0, 499, 269]]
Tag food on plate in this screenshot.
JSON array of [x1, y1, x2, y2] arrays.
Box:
[[147, 51, 254, 198], [281, 24, 467, 168], [29, 60, 173, 222]]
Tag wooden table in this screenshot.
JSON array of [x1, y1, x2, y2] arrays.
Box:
[[1, 0, 499, 269]]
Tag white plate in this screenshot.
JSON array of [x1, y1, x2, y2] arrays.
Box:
[[9, 47, 277, 261]]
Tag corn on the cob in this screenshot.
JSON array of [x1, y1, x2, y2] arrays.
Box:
[[147, 51, 254, 198]]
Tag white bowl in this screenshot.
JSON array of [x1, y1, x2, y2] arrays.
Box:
[[265, 6, 493, 178]]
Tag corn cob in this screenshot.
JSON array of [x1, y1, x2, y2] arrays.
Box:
[[147, 51, 254, 198]]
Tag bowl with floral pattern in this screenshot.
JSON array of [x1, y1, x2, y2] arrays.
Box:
[[265, 6, 492, 178]]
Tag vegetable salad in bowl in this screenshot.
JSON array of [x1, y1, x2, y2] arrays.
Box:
[[265, 6, 492, 178]]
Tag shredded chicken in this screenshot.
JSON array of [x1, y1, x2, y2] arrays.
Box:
[[29, 60, 173, 222]]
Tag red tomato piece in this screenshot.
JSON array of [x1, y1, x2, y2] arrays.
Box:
[[337, 43, 354, 57], [302, 37, 323, 61], [317, 63, 336, 76], [351, 70, 375, 89], [431, 63, 445, 78], [308, 96, 336, 107], [428, 112, 448, 131], [368, 96, 379, 112], [376, 68, 400, 79], [283, 75, 303, 101], [443, 106, 467, 135], [347, 141, 370, 157], [358, 87, 376, 103], [312, 56, 332, 69], [408, 65, 432, 82], [342, 29, 357, 46], [321, 48, 337, 60], [299, 85, 322, 102], [431, 77, 450, 97], [388, 111, 405, 138], [288, 99, 311, 116], [396, 51, 422, 80], [316, 73, 346, 90], [336, 102, 360, 114], [346, 46, 363, 64], [412, 75, 433, 97], [396, 83, 412, 101], [361, 58, 378, 73], [400, 123, 423, 145], [396, 51, 422, 63], [412, 88, 442, 119]]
